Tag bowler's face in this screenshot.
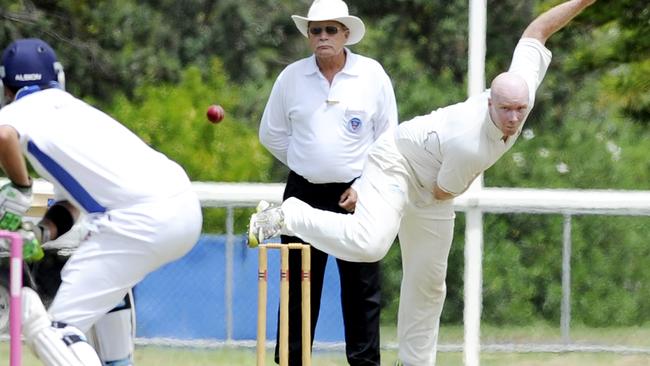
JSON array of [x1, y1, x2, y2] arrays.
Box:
[[308, 21, 349, 59], [488, 72, 530, 137], [489, 95, 529, 137]]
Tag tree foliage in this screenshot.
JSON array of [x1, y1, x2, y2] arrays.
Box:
[[109, 60, 272, 183]]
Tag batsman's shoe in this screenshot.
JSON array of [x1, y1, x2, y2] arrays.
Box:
[[248, 200, 284, 248]]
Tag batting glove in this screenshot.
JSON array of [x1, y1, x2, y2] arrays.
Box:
[[18, 221, 45, 262], [0, 181, 33, 231]]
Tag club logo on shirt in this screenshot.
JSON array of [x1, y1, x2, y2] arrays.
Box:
[[348, 117, 362, 133]]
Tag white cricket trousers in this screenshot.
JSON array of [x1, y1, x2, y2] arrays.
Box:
[[48, 189, 202, 332], [283, 133, 455, 365]]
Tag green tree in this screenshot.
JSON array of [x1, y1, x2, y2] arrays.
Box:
[[109, 59, 271, 183], [108, 60, 273, 232]]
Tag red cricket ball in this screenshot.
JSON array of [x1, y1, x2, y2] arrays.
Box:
[[206, 104, 225, 123]]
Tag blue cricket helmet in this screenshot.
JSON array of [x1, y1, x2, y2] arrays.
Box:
[[0, 38, 65, 89]]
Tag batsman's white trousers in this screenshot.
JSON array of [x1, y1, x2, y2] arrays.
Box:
[[283, 132, 454, 365], [48, 189, 202, 332]]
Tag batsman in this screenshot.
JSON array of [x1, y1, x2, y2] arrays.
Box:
[[249, 0, 598, 364], [0, 38, 202, 365]]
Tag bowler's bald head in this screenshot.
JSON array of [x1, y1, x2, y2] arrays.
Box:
[[490, 72, 529, 105]]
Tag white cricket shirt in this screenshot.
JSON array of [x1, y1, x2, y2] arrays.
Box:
[[396, 38, 552, 198], [259, 49, 398, 184], [0, 88, 192, 213]]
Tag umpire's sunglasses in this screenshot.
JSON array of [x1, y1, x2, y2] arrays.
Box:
[[309, 26, 343, 36]]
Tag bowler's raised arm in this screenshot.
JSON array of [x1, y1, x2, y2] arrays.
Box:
[[522, 0, 596, 44]]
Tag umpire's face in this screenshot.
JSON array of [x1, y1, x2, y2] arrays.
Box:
[[308, 21, 349, 61]]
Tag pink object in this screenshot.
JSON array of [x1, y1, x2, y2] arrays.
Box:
[[2, 230, 23, 366]]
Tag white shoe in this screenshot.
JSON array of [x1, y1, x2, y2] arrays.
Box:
[[247, 200, 284, 248]]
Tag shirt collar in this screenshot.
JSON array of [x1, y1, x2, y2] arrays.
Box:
[[304, 48, 360, 77], [14, 81, 63, 101]]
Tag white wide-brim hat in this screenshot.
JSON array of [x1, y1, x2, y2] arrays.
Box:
[[291, 0, 366, 45]]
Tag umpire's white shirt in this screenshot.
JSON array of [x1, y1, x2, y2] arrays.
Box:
[[259, 48, 398, 184], [395, 38, 552, 218], [0, 88, 192, 212]]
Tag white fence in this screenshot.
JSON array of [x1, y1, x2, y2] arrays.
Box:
[[453, 188, 650, 365], [192, 183, 650, 362], [18, 181, 650, 362], [192, 183, 650, 357]]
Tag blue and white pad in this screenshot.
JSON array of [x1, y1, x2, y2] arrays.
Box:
[[22, 287, 102, 366], [86, 290, 135, 366]]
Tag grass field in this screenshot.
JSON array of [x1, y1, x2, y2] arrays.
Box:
[[4, 345, 650, 366], [3, 324, 650, 365]]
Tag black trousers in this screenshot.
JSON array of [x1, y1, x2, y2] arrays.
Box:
[[274, 171, 381, 365]]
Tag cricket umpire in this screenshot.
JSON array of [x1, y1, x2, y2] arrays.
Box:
[[258, 0, 398, 364]]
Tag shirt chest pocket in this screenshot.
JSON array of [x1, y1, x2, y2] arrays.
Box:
[[342, 108, 369, 135]]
